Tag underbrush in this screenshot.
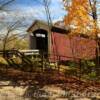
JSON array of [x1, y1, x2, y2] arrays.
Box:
[[0, 56, 99, 82]]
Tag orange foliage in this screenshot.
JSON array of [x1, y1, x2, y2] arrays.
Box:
[[63, 0, 95, 35]]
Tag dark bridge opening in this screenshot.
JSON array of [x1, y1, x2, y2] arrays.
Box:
[[30, 29, 48, 54]]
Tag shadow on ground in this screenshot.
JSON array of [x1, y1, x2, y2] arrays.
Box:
[[0, 67, 99, 100]]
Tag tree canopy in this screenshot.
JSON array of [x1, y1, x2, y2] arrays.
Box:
[[63, 0, 99, 37]]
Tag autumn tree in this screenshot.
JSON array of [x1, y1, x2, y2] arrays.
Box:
[[63, 0, 100, 76], [89, 0, 100, 76], [63, 0, 98, 36]]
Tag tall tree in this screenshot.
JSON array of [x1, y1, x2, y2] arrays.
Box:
[[63, 0, 100, 75], [63, 0, 97, 36], [0, 0, 28, 57], [89, 0, 100, 76]]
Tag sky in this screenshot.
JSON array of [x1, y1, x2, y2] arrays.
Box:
[[0, 0, 66, 35], [12, 0, 66, 21], [0, 0, 100, 33], [0, 0, 66, 25]]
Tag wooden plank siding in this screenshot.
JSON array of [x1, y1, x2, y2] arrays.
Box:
[[27, 20, 97, 62]]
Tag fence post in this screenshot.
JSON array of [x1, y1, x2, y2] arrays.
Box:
[[41, 53, 44, 72], [79, 59, 82, 81], [57, 56, 60, 73]]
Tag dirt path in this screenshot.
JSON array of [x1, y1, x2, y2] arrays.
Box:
[[0, 68, 99, 100], [0, 83, 100, 100]]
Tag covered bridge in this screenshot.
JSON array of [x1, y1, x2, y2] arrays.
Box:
[[27, 20, 96, 61]]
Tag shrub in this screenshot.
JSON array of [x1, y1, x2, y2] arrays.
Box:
[[88, 71, 96, 80], [0, 57, 8, 65]]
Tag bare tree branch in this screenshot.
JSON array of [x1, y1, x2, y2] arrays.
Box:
[[0, 0, 15, 10]]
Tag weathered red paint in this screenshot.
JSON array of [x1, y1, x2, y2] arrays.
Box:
[[50, 32, 96, 61]]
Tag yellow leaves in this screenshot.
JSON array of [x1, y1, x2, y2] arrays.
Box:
[[63, 0, 95, 35]]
